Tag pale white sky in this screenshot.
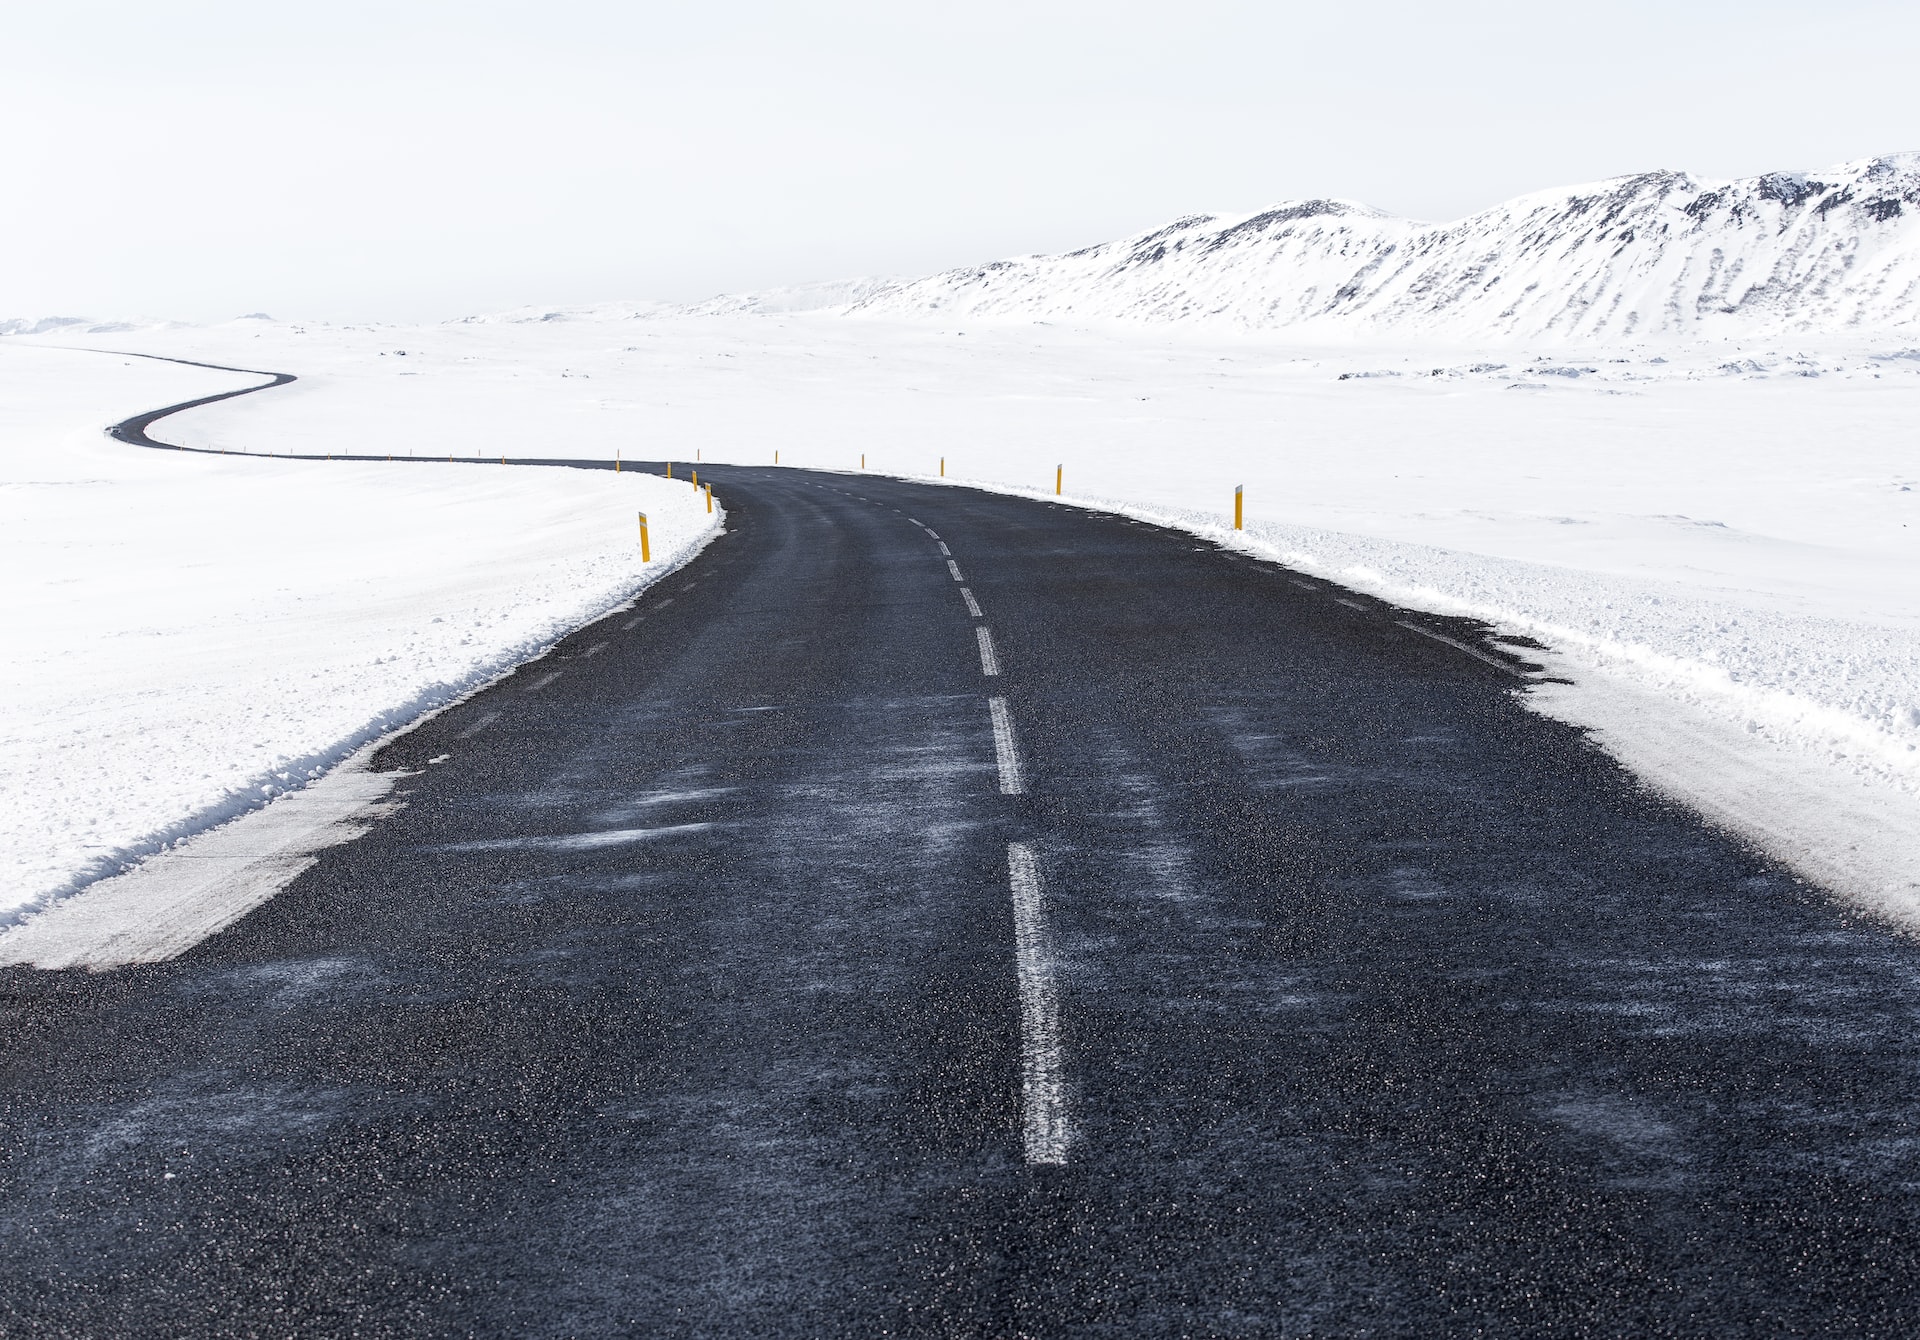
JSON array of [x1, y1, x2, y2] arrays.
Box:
[[5, 0, 1917, 322]]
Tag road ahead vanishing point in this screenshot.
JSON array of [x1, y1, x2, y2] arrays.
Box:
[[4, 405, 1920, 1335]]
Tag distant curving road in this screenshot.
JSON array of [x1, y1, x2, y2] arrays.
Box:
[[97, 350, 297, 450], [3, 443, 1920, 1334]]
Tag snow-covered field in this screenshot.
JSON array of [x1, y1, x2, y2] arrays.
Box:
[[11, 292, 1920, 929], [0, 341, 714, 923]]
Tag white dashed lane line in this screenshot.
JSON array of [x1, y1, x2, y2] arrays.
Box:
[[582, 642, 607, 658], [1007, 842, 1069, 1166], [524, 671, 563, 693], [927, 520, 1067, 1167], [988, 696, 1025, 795], [976, 627, 1002, 676], [879, 502, 1067, 1167]]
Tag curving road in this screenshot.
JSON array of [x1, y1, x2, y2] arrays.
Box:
[[4, 449, 1920, 1336], [97, 351, 298, 450]]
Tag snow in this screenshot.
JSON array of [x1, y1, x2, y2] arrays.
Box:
[[0, 341, 714, 923], [849, 154, 1920, 340], [11, 281, 1920, 928]]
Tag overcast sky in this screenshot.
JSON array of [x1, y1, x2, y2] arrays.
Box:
[[5, 0, 1918, 323]]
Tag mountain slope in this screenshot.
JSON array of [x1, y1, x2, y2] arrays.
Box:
[[848, 154, 1920, 340]]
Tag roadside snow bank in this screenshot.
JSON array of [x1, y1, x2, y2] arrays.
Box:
[[0, 344, 714, 923]]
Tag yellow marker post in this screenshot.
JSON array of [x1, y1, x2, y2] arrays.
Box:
[[637, 512, 651, 561], [705, 483, 713, 513], [616, 449, 621, 473], [1234, 484, 1244, 530], [861, 453, 866, 470], [697, 448, 701, 462], [775, 450, 780, 464], [940, 457, 945, 477], [692, 469, 698, 488], [1055, 464, 1063, 495], [501, 454, 506, 465], [666, 461, 673, 480]]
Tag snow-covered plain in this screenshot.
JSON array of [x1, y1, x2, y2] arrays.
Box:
[[20, 308, 1920, 926], [0, 341, 714, 923]]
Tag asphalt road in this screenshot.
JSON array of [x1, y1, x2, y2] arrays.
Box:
[[5, 458, 1920, 1337], [96, 351, 297, 449]]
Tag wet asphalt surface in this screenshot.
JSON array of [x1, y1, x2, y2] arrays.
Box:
[[5, 461, 1920, 1337]]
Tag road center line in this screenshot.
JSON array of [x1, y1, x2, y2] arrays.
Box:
[[947, 559, 964, 582], [582, 641, 608, 658], [524, 671, 563, 693], [937, 541, 952, 556], [1007, 842, 1069, 1166], [960, 586, 984, 618], [976, 626, 1002, 676], [988, 695, 1025, 795]]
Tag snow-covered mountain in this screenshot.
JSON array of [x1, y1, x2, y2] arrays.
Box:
[[0, 315, 250, 340], [681, 276, 897, 316], [0, 316, 181, 337], [849, 154, 1920, 340], [461, 278, 897, 325]]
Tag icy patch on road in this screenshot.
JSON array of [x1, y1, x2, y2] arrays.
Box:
[[435, 823, 716, 853]]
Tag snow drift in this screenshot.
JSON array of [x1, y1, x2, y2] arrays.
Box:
[[849, 153, 1920, 340]]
